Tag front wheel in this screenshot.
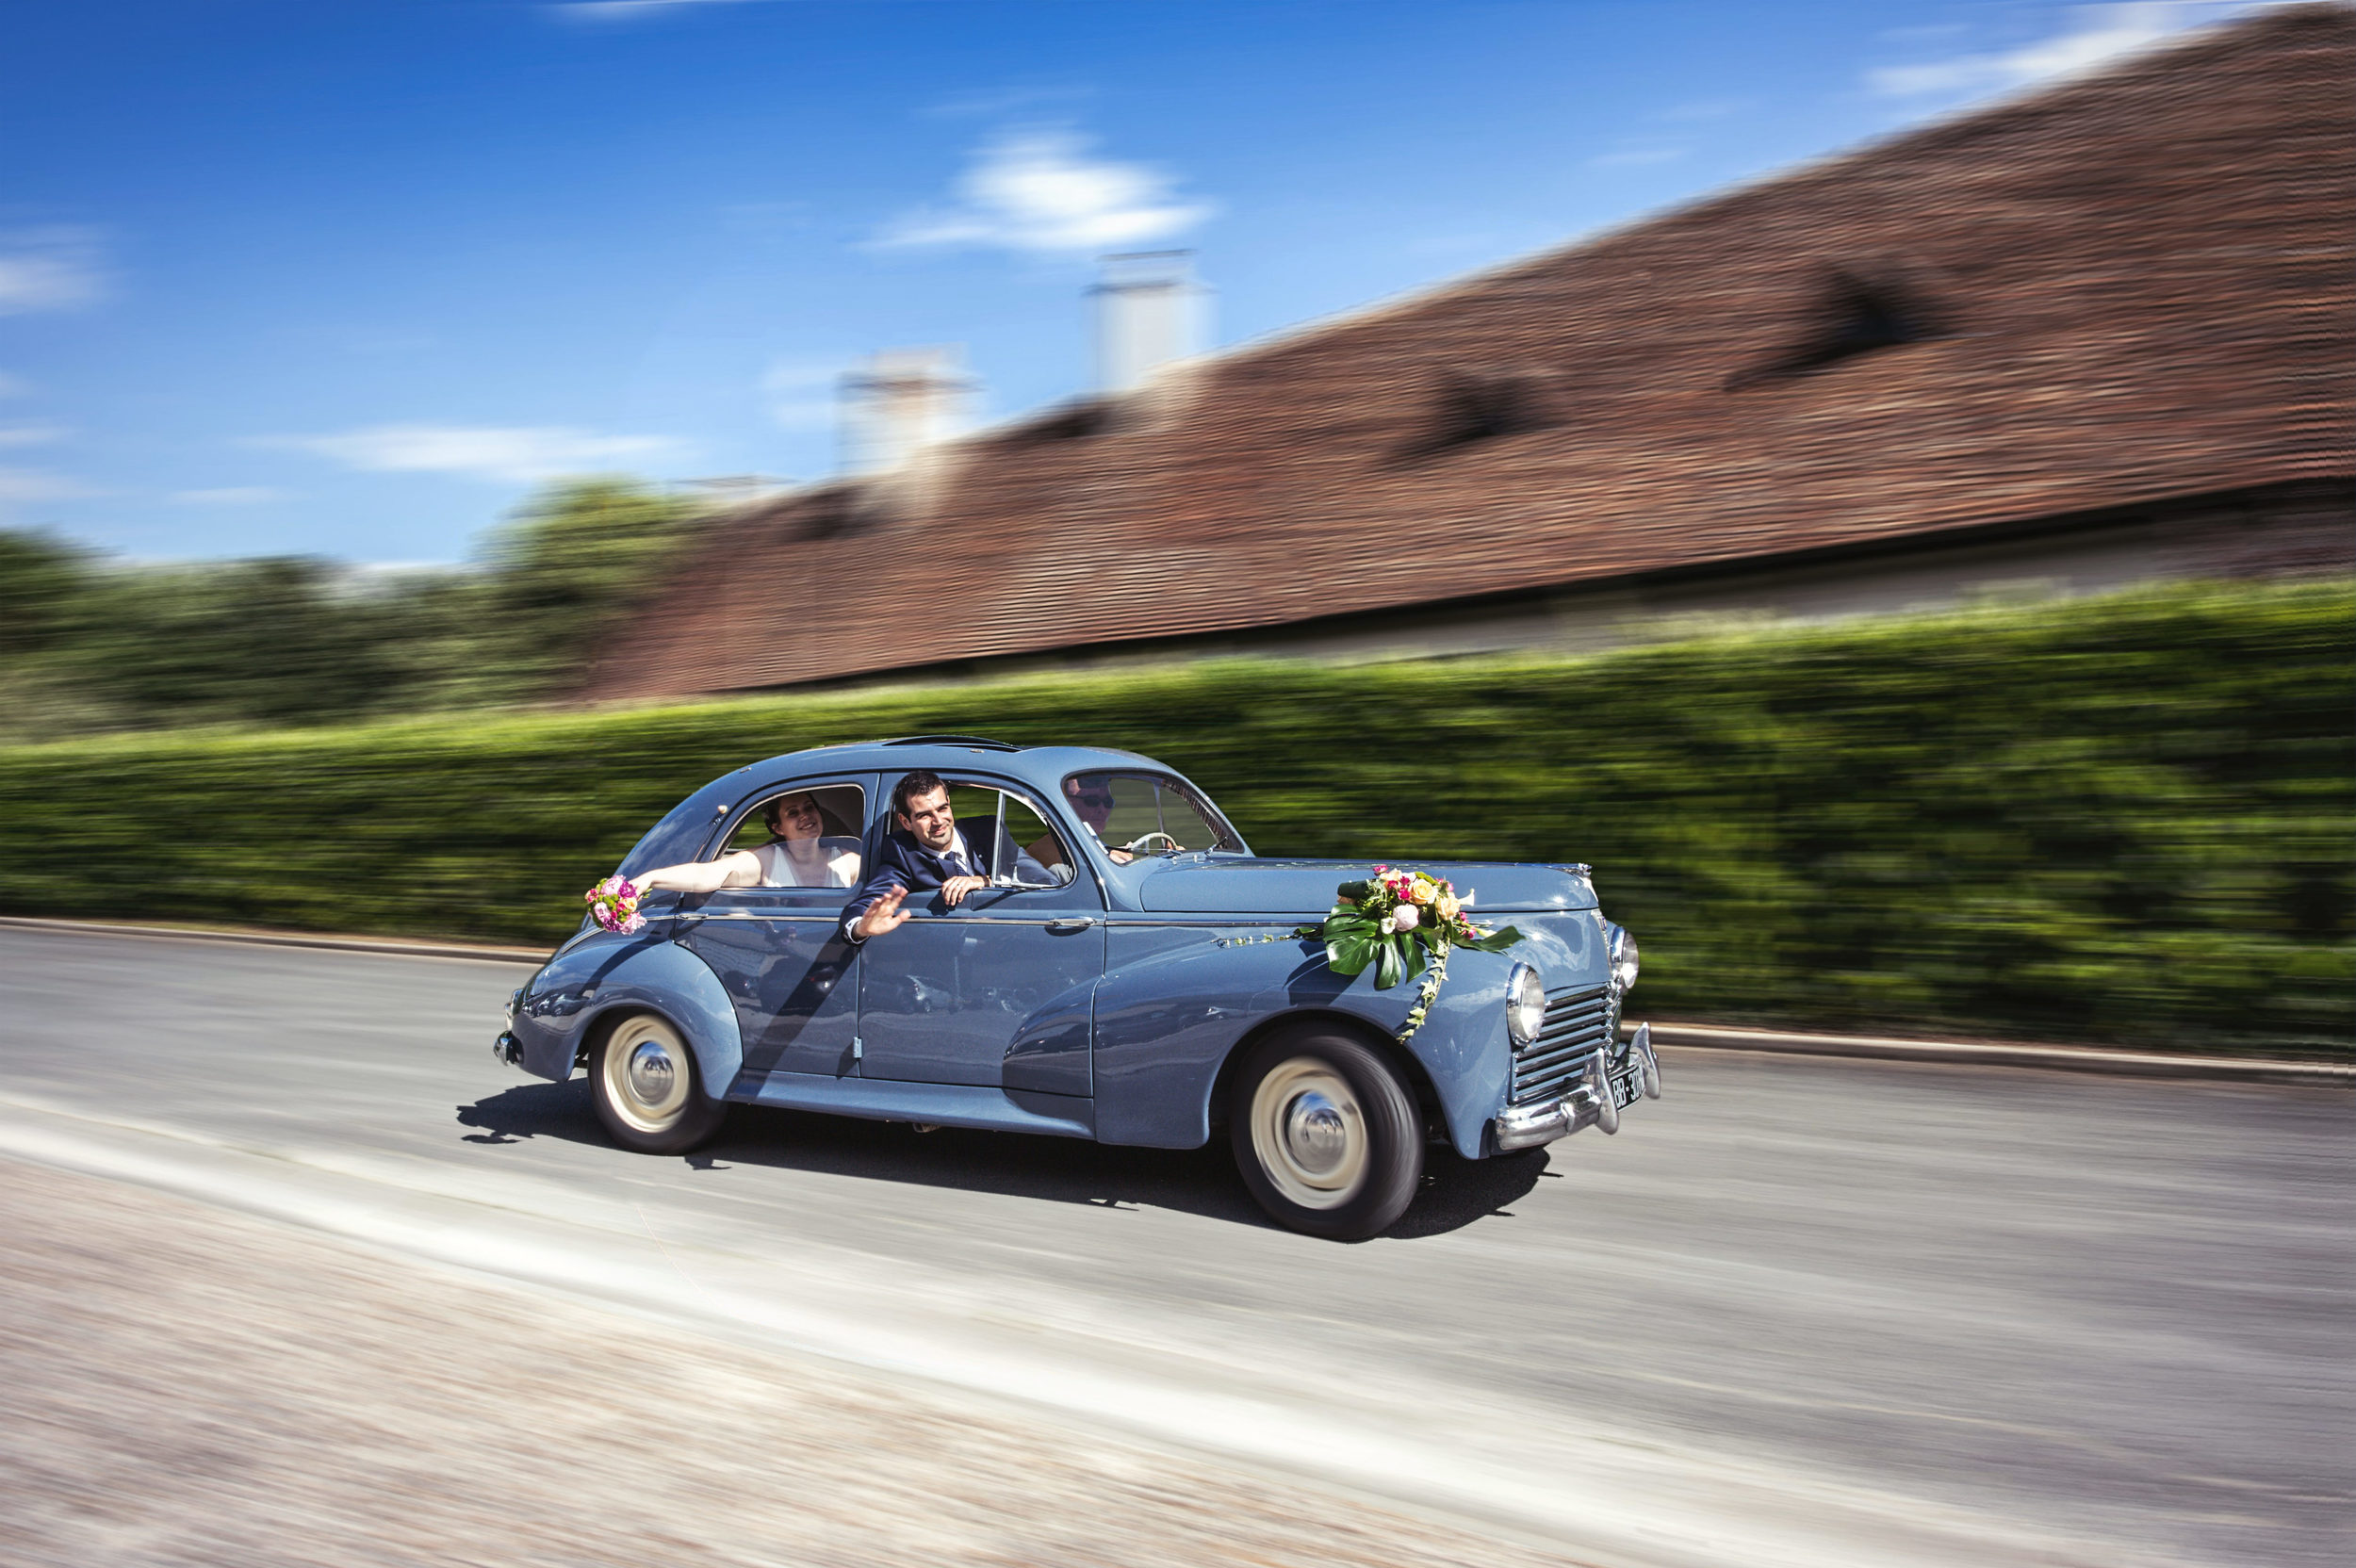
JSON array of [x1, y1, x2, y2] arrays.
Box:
[[1230, 1029, 1424, 1240], [590, 1011, 726, 1154]]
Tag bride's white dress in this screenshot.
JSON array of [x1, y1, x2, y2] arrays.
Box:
[[750, 837, 862, 889]]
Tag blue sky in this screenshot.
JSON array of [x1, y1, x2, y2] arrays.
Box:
[[0, 0, 2252, 564]]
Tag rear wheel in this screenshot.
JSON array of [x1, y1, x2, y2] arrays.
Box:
[[1230, 1027, 1423, 1240], [590, 1011, 726, 1154]]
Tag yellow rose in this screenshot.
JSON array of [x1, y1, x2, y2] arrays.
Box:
[[1437, 893, 1461, 922], [1410, 878, 1435, 905]]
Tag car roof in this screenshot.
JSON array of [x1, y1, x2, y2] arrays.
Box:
[[738, 737, 1177, 794]]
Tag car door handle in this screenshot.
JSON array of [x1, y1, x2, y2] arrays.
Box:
[[1044, 917, 1097, 935]]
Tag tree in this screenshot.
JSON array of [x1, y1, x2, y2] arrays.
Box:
[[478, 478, 702, 688], [0, 530, 97, 657]]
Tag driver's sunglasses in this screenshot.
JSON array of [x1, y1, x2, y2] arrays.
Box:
[[1072, 792, 1114, 808]]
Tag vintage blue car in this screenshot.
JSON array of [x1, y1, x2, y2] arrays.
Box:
[[495, 736, 1657, 1239]]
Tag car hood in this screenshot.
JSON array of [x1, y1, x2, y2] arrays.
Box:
[[1134, 858, 1598, 915]]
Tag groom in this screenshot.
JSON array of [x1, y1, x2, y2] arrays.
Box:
[[842, 770, 1043, 944]]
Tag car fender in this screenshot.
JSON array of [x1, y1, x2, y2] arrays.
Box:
[[510, 932, 743, 1100], [1241, 943, 1528, 1159], [1092, 919, 1595, 1156]]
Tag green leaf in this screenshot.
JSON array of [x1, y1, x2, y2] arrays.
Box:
[[1457, 924, 1526, 953], [1335, 879, 1372, 902], [1374, 935, 1405, 989], [1327, 933, 1377, 975]]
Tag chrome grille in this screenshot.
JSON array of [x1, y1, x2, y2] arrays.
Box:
[[1511, 984, 1615, 1105]]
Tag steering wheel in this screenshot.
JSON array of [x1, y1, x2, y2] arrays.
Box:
[[1123, 831, 1183, 856]]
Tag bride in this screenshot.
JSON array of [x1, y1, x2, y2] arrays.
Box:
[[631, 791, 861, 892]]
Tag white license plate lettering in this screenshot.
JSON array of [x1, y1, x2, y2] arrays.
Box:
[[1612, 1070, 1640, 1108]]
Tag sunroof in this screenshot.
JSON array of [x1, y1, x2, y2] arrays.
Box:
[[881, 734, 1023, 750]]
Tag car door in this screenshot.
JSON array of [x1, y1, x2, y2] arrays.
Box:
[[673, 774, 875, 1085], [856, 780, 1105, 1089]]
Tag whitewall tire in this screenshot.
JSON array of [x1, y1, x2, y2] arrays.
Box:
[[590, 1011, 727, 1155]]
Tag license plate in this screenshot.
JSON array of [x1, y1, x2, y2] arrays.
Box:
[[1610, 1068, 1643, 1109]]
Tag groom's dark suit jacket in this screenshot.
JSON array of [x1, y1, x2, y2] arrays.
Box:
[[841, 825, 1051, 944]]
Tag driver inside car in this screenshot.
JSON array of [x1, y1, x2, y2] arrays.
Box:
[[1028, 775, 1142, 872]]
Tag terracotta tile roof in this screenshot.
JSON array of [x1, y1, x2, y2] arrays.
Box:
[[584, 5, 2354, 703]]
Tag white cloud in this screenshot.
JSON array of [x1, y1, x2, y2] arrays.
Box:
[[552, 0, 764, 22], [264, 424, 692, 484], [172, 486, 291, 506], [0, 423, 66, 449], [0, 466, 96, 513], [0, 228, 106, 316], [760, 359, 846, 432], [1867, 3, 2228, 98], [877, 131, 1212, 256], [1587, 146, 1687, 170]]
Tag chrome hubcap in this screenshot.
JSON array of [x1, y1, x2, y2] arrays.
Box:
[[603, 1016, 691, 1134], [1250, 1056, 1368, 1211], [627, 1039, 677, 1103], [1284, 1090, 1350, 1175]]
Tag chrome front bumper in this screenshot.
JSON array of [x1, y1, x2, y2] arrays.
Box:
[[1493, 1022, 1660, 1152], [492, 988, 525, 1068]]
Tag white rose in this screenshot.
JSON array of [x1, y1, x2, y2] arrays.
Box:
[[1389, 904, 1420, 932]]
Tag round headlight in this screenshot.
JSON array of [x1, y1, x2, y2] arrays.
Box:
[[1506, 962, 1547, 1046], [1610, 926, 1640, 993]]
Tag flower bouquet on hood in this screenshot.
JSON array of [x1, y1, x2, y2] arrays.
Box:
[[583, 874, 646, 935], [1321, 866, 1523, 1043], [1326, 866, 1520, 988]]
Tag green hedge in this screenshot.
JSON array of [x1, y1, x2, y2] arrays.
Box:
[[2, 580, 2348, 1054]]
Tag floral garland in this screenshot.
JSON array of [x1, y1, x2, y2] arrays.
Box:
[[583, 874, 646, 935], [1231, 865, 1523, 1045]]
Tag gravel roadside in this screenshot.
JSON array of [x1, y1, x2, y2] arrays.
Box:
[[0, 1154, 1595, 1568]]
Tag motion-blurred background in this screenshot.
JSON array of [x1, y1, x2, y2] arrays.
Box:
[[2, 0, 2348, 1056]]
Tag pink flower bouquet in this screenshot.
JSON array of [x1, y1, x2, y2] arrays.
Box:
[[1324, 865, 1523, 1043], [583, 874, 646, 935], [1226, 865, 1523, 1046]]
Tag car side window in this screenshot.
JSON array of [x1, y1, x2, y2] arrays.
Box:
[[929, 779, 1075, 889], [994, 791, 1075, 888], [713, 782, 866, 889], [1070, 772, 1241, 857]]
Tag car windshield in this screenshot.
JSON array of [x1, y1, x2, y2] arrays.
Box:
[[1062, 772, 1244, 858]]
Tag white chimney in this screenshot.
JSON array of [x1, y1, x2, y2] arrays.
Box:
[[1094, 252, 1205, 394], [840, 347, 970, 474]]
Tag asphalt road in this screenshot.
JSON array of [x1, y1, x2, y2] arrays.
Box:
[[0, 925, 2347, 1568]]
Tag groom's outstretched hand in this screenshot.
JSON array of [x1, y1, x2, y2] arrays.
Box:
[[854, 884, 913, 941]]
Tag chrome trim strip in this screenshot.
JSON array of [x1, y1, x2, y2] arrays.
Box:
[[669, 910, 846, 923], [683, 909, 1583, 931], [1104, 918, 1316, 929], [906, 914, 1105, 925], [1102, 912, 1569, 926], [675, 910, 1097, 926]]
